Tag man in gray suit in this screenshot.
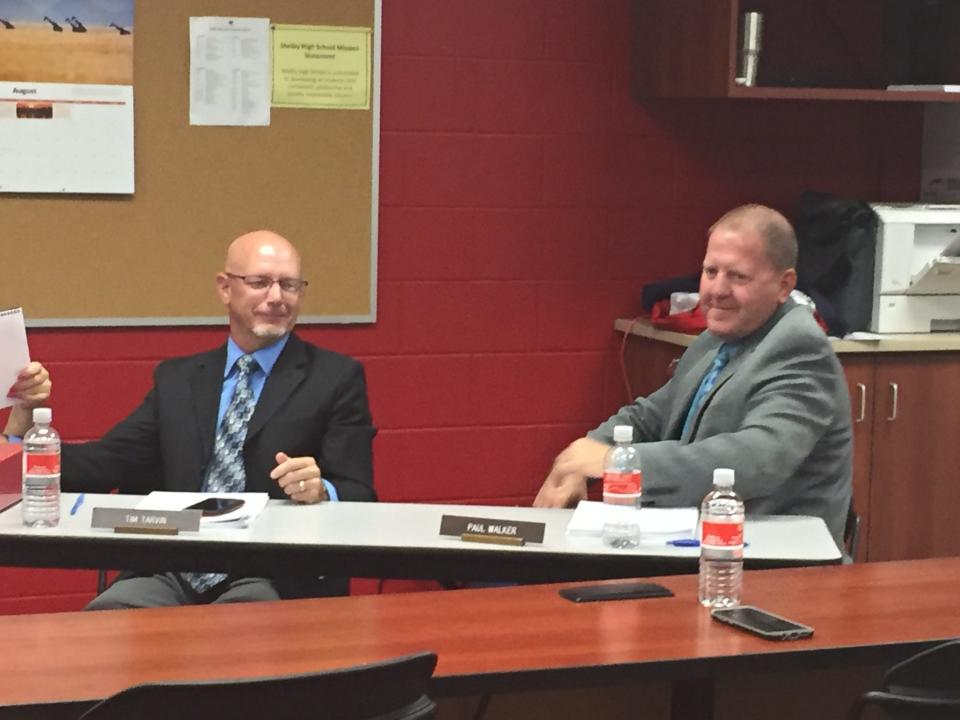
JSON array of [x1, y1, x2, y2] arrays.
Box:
[[534, 204, 852, 548]]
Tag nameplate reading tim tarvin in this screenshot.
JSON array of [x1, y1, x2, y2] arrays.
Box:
[[439, 515, 545, 545], [91, 507, 201, 535]]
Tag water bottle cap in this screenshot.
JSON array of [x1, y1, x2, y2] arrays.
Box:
[[613, 425, 634, 443], [32, 407, 52, 424], [713, 468, 735, 487]]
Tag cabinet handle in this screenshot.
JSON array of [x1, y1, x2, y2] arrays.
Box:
[[887, 382, 899, 421], [855, 383, 866, 423]]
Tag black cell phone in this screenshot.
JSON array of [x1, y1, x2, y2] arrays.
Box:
[[558, 582, 674, 603], [710, 606, 814, 640], [185, 498, 245, 517]]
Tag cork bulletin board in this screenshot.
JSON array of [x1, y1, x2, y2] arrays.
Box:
[[0, 0, 379, 325]]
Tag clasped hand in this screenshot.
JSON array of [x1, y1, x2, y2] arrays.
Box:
[[271, 451, 328, 504]]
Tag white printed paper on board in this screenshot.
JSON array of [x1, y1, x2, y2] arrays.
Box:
[[190, 17, 271, 126]]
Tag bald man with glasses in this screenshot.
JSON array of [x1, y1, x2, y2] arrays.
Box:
[[63, 230, 376, 609]]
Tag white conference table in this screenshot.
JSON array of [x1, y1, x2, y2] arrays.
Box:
[[0, 493, 841, 582]]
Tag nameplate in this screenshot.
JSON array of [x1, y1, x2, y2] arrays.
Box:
[[91, 507, 201, 534], [439, 515, 545, 544]]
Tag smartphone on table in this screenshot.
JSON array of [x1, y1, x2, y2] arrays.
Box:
[[185, 498, 245, 517], [710, 605, 813, 641]]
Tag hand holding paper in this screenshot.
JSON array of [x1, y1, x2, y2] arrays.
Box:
[[0, 308, 31, 411], [8, 362, 50, 406]]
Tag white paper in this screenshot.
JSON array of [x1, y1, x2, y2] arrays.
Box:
[[887, 85, 960, 92], [565, 500, 699, 538], [0, 308, 30, 410], [841, 331, 884, 341], [136, 491, 269, 527], [189, 17, 271, 126], [0, 82, 134, 194]]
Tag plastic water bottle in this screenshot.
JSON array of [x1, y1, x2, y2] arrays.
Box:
[[603, 425, 642, 506], [21, 407, 61, 528], [698, 468, 744, 608], [601, 425, 642, 548]]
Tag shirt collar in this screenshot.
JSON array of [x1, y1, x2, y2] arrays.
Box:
[[224, 334, 290, 378]]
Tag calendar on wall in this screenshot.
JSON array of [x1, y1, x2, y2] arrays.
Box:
[[0, 0, 134, 194]]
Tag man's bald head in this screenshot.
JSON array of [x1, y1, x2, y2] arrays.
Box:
[[216, 230, 306, 353], [225, 230, 302, 277]]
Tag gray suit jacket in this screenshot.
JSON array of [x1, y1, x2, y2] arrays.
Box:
[[589, 299, 852, 548]]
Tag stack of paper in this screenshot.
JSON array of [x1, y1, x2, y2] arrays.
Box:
[[565, 501, 698, 540], [136, 492, 269, 527]]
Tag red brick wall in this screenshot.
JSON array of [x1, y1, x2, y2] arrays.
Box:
[[0, 0, 921, 611]]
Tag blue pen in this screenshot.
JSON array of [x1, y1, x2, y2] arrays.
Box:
[[667, 538, 748, 547], [69, 493, 85, 516]]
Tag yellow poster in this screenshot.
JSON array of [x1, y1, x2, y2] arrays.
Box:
[[272, 24, 371, 110]]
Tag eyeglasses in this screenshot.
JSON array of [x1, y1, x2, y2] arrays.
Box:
[[225, 273, 308, 294]]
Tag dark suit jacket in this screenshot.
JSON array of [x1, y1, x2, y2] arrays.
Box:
[[62, 333, 376, 598]]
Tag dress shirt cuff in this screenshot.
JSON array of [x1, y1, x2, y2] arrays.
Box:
[[322, 479, 338, 502]]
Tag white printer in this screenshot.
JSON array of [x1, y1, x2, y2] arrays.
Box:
[[871, 204, 960, 333]]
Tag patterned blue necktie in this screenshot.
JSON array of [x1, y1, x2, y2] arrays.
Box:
[[681, 344, 730, 439], [186, 354, 257, 594]]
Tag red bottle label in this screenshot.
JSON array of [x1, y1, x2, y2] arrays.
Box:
[[23, 453, 60, 475], [603, 470, 642, 495], [701, 520, 743, 548]]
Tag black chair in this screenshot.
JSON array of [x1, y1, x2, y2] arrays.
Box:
[[849, 640, 960, 719], [78, 651, 438, 720]]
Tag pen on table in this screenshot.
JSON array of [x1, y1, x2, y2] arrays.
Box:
[[69, 494, 85, 516], [666, 539, 748, 547]]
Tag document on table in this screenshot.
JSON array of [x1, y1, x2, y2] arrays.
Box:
[[565, 501, 699, 540], [0, 308, 30, 410], [136, 491, 269, 527]]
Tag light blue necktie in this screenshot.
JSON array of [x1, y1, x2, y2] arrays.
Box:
[[186, 354, 257, 594], [681, 344, 730, 439]]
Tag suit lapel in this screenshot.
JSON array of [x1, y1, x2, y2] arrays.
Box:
[[667, 348, 715, 438], [191, 345, 227, 464], [703, 347, 743, 402], [674, 302, 795, 440], [246, 334, 308, 440]]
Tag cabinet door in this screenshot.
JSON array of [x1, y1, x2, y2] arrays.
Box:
[[839, 355, 875, 562], [869, 354, 960, 560]]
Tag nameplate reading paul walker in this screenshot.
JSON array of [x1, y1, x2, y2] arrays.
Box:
[[439, 515, 545, 544], [91, 508, 201, 534]]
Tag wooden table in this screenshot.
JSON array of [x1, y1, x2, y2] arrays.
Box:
[[1, 558, 957, 720]]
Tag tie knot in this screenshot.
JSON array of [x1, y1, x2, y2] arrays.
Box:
[[714, 344, 731, 366], [236, 354, 257, 376]]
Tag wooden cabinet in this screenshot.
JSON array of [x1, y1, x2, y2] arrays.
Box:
[[862, 353, 960, 561], [632, 0, 960, 102], [621, 330, 960, 562]]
